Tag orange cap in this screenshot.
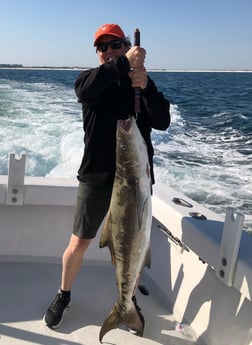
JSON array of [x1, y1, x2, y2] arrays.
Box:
[[94, 23, 125, 46]]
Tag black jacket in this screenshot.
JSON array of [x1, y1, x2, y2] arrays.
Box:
[[75, 55, 170, 186]]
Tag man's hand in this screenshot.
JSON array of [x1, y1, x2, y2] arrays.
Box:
[[125, 46, 146, 69], [126, 47, 147, 89], [128, 67, 148, 89]]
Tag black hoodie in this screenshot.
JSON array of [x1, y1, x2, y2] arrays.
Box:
[[75, 55, 170, 186]]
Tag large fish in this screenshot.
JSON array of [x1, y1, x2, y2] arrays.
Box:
[[99, 116, 152, 343]]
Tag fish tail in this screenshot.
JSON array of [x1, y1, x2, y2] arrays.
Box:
[[99, 302, 144, 343]]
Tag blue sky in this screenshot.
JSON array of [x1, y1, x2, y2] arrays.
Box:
[[1, 0, 252, 70]]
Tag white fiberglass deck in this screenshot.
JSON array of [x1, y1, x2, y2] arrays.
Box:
[[0, 260, 200, 345]]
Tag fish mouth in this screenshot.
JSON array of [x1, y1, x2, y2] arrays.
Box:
[[117, 118, 132, 132]]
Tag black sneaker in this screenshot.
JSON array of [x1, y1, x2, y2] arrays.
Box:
[[43, 290, 71, 329]]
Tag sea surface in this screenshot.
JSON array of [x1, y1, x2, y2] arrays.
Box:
[[0, 68, 251, 230]]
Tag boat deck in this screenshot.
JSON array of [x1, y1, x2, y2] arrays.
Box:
[[0, 260, 201, 345]]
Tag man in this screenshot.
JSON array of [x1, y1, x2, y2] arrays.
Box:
[[43, 23, 170, 330]]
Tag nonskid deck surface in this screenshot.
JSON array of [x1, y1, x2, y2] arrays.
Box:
[[0, 260, 199, 345]]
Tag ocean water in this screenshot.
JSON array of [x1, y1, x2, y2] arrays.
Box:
[[0, 68, 251, 230]]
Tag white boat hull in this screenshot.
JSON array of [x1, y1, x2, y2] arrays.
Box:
[[0, 155, 251, 345]]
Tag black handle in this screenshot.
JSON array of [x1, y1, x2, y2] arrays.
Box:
[[134, 28, 141, 115], [134, 28, 140, 46]]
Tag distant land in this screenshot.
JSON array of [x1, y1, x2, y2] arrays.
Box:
[[1, 64, 252, 73], [0, 64, 90, 70]]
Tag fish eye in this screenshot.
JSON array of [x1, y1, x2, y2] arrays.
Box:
[[120, 144, 127, 151]]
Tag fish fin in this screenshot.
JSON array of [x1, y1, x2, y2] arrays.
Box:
[[99, 302, 144, 343], [144, 246, 151, 269], [136, 192, 150, 230], [99, 212, 110, 248], [135, 185, 144, 229], [99, 211, 116, 265], [109, 243, 116, 266]]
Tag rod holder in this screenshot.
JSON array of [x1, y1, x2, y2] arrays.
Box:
[[7, 153, 26, 205], [216, 207, 244, 286]]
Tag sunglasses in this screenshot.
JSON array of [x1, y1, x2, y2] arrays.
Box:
[[97, 39, 123, 53]]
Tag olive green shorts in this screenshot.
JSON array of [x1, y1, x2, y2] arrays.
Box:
[[73, 182, 112, 239]]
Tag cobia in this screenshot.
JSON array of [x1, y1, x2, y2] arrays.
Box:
[[99, 116, 152, 342]]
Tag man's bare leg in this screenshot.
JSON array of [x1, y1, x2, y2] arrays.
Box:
[[61, 234, 92, 291], [43, 234, 92, 328]]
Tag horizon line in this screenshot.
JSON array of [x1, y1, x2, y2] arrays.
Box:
[[1, 64, 252, 73]]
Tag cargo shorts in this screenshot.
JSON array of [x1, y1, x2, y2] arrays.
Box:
[[72, 182, 112, 239]]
